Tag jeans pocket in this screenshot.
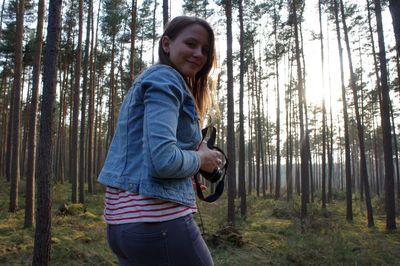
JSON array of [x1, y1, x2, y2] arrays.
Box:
[[120, 226, 169, 266]]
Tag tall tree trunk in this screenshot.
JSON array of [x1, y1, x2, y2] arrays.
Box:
[[162, 0, 168, 27], [92, 0, 101, 180], [373, 115, 380, 196], [55, 77, 66, 184], [6, 73, 12, 182], [87, 0, 95, 193], [333, 0, 352, 222], [389, 103, 400, 201], [319, 0, 326, 209], [374, 0, 397, 230], [24, 0, 45, 227], [0, 75, 9, 178], [327, 19, 334, 201], [258, 62, 267, 198], [225, 0, 236, 225], [256, 72, 263, 198], [71, 0, 83, 203], [247, 85, 253, 195], [367, 0, 381, 197], [130, 0, 137, 81], [389, 0, 400, 55], [0, 0, 5, 35], [238, 0, 246, 217], [292, 0, 308, 218], [32, 0, 62, 263], [286, 65, 294, 201], [79, 0, 91, 203], [9, 0, 25, 212], [108, 37, 116, 145], [340, 0, 374, 227], [274, 2, 281, 200], [151, 0, 157, 64]]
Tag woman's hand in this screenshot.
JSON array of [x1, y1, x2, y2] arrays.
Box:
[[197, 141, 222, 173]]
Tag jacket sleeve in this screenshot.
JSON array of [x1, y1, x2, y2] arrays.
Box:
[[142, 69, 201, 179]]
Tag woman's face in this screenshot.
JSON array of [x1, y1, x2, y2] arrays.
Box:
[[162, 24, 210, 78]]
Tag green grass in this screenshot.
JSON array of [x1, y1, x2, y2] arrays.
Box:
[[1, 178, 399, 265]]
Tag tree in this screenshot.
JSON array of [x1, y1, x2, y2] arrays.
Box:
[[162, 0, 168, 27], [101, 0, 126, 144], [238, 0, 246, 217], [151, 0, 157, 64], [32, 0, 62, 262], [183, 0, 212, 18], [24, 0, 45, 227], [273, 1, 283, 200], [224, 0, 236, 225], [332, 0, 353, 222], [319, 0, 327, 209], [79, 0, 93, 201], [130, 0, 137, 80], [71, 0, 84, 203], [9, 0, 25, 212], [291, 0, 309, 218], [374, 0, 397, 231], [339, 0, 373, 227], [389, 0, 400, 54]]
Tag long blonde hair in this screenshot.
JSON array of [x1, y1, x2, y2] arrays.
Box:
[[158, 16, 216, 121]]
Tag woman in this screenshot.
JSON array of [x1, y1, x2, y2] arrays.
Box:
[[98, 16, 220, 266]]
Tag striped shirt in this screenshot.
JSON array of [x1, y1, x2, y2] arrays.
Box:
[[104, 186, 197, 224]]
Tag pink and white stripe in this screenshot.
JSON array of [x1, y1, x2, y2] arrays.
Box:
[[104, 186, 197, 224]]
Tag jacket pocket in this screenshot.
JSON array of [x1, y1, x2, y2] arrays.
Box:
[[177, 97, 200, 144]]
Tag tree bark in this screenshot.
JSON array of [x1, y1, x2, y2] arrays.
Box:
[[238, 0, 246, 217], [162, 0, 168, 27], [333, 0, 353, 222], [24, 0, 45, 227], [318, 0, 326, 209], [87, 0, 95, 193], [71, 0, 83, 203], [389, 0, 400, 54], [130, 0, 137, 81], [274, 2, 281, 200], [9, 0, 25, 212], [225, 0, 236, 225], [292, 0, 308, 218], [32, 0, 62, 262], [340, 0, 373, 227], [374, 0, 397, 230]]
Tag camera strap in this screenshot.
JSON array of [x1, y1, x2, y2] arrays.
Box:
[[194, 126, 228, 203]]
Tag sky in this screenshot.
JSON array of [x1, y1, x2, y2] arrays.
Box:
[[153, 0, 395, 111], [120, 0, 396, 129]]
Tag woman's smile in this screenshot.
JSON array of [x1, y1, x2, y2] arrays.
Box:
[[162, 24, 210, 78]]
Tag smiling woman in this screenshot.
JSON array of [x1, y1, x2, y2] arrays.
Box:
[[158, 16, 217, 121], [161, 24, 210, 78], [97, 16, 218, 266]]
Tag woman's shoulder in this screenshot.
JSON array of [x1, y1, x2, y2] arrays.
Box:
[[141, 64, 185, 84]]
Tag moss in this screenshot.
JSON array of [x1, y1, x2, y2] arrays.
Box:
[[1, 178, 399, 265]]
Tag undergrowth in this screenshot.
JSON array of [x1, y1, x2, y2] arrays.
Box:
[[0, 177, 399, 265]]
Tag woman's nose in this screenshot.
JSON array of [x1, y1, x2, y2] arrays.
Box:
[[193, 46, 204, 57]]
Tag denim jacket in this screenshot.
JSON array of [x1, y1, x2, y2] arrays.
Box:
[[97, 64, 202, 206]]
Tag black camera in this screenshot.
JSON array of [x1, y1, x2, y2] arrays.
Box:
[[194, 126, 228, 202], [199, 168, 224, 183]]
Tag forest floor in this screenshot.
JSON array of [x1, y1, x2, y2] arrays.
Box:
[[0, 178, 400, 265]]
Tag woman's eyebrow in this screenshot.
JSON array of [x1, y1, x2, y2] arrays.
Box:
[[185, 37, 209, 46]]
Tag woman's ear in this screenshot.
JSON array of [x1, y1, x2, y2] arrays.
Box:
[[161, 36, 171, 55]]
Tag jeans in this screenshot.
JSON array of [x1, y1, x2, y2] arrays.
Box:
[[107, 215, 214, 266]]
